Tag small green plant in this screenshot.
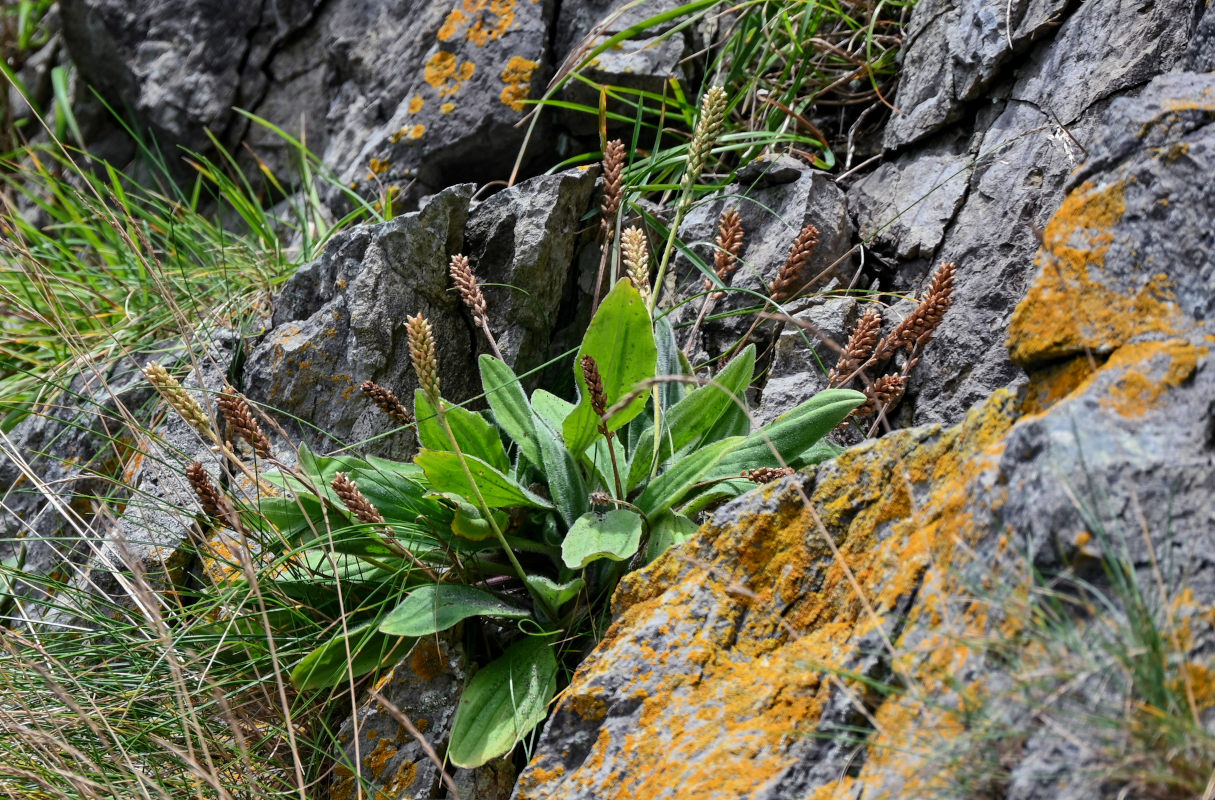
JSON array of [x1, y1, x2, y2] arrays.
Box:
[[202, 271, 861, 769]]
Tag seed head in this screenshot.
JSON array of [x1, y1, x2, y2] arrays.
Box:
[[186, 461, 228, 522], [332, 472, 386, 526], [682, 86, 728, 190], [742, 466, 795, 484], [580, 355, 609, 423], [854, 374, 907, 418], [770, 224, 820, 302], [449, 254, 488, 329], [217, 385, 272, 458], [829, 310, 882, 388], [361, 380, 412, 425], [707, 208, 744, 298], [621, 226, 651, 304], [143, 362, 212, 437], [406, 314, 441, 401], [877, 262, 958, 360], [600, 139, 626, 235]]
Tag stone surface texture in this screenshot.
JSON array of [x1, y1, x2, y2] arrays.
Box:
[[511, 35, 1215, 800], [55, 0, 675, 208]]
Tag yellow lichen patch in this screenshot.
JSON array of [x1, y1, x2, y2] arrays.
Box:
[[567, 692, 607, 723], [441, 102, 455, 114], [1007, 179, 1189, 366], [439, 0, 517, 45], [1019, 354, 1103, 415], [408, 94, 424, 113], [1096, 338, 1204, 416], [408, 124, 425, 139], [425, 50, 476, 98], [438, 7, 466, 41], [367, 157, 390, 179], [410, 638, 447, 680], [364, 737, 397, 777], [499, 55, 536, 111], [388, 760, 420, 794]]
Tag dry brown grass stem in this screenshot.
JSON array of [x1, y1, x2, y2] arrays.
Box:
[[448, 254, 504, 360], [406, 314, 441, 401], [360, 380, 412, 425], [769, 224, 821, 302], [217, 385, 272, 458]]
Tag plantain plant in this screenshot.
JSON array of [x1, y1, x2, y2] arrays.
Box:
[[236, 277, 862, 768]]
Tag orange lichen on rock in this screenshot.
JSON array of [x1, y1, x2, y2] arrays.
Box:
[[438, 0, 515, 45], [1095, 338, 1204, 416], [500, 55, 537, 111], [1019, 354, 1103, 415], [1007, 179, 1188, 366], [425, 50, 476, 97]]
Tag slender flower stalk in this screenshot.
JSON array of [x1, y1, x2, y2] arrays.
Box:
[[650, 86, 728, 313]]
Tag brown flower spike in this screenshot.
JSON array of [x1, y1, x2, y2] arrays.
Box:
[[829, 310, 882, 388], [877, 261, 957, 360], [599, 139, 626, 237], [769, 224, 820, 302], [217, 385, 272, 458], [580, 354, 609, 433], [361, 380, 411, 424], [706, 209, 744, 298], [187, 461, 228, 522], [332, 472, 386, 526], [449, 254, 488, 329]]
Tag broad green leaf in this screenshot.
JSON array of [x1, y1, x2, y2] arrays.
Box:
[[645, 512, 700, 562], [415, 391, 509, 473], [653, 315, 689, 410], [531, 401, 587, 528], [626, 345, 755, 492], [523, 575, 586, 610], [563, 279, 658, 456], [447, 636, 558, 768], [430, 492, 508, 541], [415, 450, 553, 509], [531, 389, 574, 432], [479, 356, 544, 470], [291, 621, 407, 690], [709, 389, 864, 479], [634, 437, 743, 517], [561, 509, 644, 569], [379, 584, 532, 637]]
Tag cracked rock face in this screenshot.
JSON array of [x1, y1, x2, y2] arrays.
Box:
[[512, 12, 1215, 799]]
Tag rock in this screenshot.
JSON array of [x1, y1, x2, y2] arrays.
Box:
[[462, 166, 598, 376], [852, 0, 1203, 428], [0, 355, 153, 612], [755, 296, 858, 426], [667, 155, 853, 368], [242, 168, 596, 458], [511, 47, 1215, 798], [242, 184, 474, 459], [332, 637, 514, 800], [59, 0, 554, 208]]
